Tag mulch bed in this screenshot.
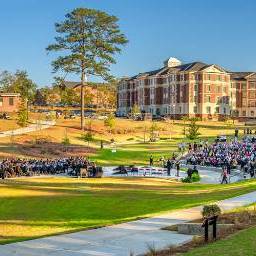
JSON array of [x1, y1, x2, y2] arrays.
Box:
[[145, 208, 256, 256], [17, 141, 96, 159]]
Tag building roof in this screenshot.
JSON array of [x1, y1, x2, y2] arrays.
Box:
[[0, 92, 20, 97], [230, 72, 255, 81], [127, 58, 235, 81], [128, 61, 228, 79], [60, 81, 81, 89]]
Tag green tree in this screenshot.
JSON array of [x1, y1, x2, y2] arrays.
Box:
[[181, 115, 189, 136], [186, 118, 200, 140], [46, 8, 128, 130], [0, 71, 15, 90], [104, 113, 115, 133], [81, 132, 94, 146], [62, 128, 70, 151], [17, 100, 28, 127], [149, 121, 159, 142], [0, 70, 36, 120], [131, 104, 140, 117]]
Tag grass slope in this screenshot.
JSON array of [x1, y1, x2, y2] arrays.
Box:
[[183, 226, 256, 256], [1, 177, 256, 244]]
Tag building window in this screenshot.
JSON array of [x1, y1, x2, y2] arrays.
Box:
[[206, 106, 211, 114], [215, 107, 219, 114], [251, 111, 254, 117], [205, 95, 211, 103], [249, 82, 256, 89], [193, 106, 197, 113], [9, 97, 14, 106], [205, 84, 211, 92], [0, 97, 3, 107], [242, 98, 247, 107], [243, 111, 246, 116]]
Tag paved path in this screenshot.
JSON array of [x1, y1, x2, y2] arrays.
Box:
[[1, 191, 256, 256], [103, 166, 242, 184], [0, 120, 56, 138]]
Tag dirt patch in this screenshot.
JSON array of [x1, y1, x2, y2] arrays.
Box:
[[17, 140, 96, 159]]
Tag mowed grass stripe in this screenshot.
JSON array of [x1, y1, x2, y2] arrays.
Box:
[[0, 177, 256, 244]]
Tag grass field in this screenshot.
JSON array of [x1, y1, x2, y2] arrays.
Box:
[[0, 116, 248, 164], [183, 226, 256, 256], [1, 177, 256, 244]]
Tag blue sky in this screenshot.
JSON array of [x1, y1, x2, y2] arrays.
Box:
[[0, 0, 256, 86]]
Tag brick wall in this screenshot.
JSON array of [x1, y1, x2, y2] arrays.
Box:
[[0, 94, 21, 113]]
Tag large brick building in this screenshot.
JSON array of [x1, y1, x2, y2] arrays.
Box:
[[117, 57, 256, 120], [0, 92, 21, 113]]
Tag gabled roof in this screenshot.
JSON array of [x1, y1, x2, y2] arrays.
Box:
[[126, 61, 229, 81], [60, 81, 81, 89], [230, 72, 255, 81]]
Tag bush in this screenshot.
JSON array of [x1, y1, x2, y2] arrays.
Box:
[[191, 172, 201, 182], [81, 132, 93, 146], [62, 136, 70, 146], [181, 176, 192, 183], [182, 172, 201, 183], [202, 204, 221, 218]]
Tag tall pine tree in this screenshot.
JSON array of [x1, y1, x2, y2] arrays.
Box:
[[47, 8, 128, 130]]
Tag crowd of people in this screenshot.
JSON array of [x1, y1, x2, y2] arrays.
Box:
[[186, 136, 256, 179], [0, 157, 93, 179]]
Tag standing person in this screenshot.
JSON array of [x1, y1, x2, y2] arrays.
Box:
[[176, 160, 180, 177], [221, 166, 228, 184], [235, 128, 239, 138], [188, 143, 192, 153], [149, 155, 154, 166], [166, 158, 172, 176]]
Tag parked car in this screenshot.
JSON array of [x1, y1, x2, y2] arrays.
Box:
[[0, 113, 10, 119], [64, 114, 76, 119], [215, 135, 227, 142]]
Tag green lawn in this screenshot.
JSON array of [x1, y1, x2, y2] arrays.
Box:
[[183, 226, 256, 256], [1, 177, 256, 244], [91, 140, 180, 166]]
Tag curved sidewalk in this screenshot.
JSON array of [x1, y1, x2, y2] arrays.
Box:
[[1, 191, 256, 256], [0, 120, 56, 138]]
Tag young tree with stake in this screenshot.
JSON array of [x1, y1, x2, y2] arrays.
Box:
[[46, 8, 128, 130]]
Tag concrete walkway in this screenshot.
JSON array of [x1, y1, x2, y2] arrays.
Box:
[[103, 166, 242, 184], [1, 191, 256, 256], [0, 120, 56, 138]]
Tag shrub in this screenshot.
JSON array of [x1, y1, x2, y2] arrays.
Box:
[[181, 177, 192, 183], [202, 204, 221, 218], [81, 132, 93, 146], [191, 172, 201, 182], [182, 172, 201, 183], [62, 136, 70, 146]]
